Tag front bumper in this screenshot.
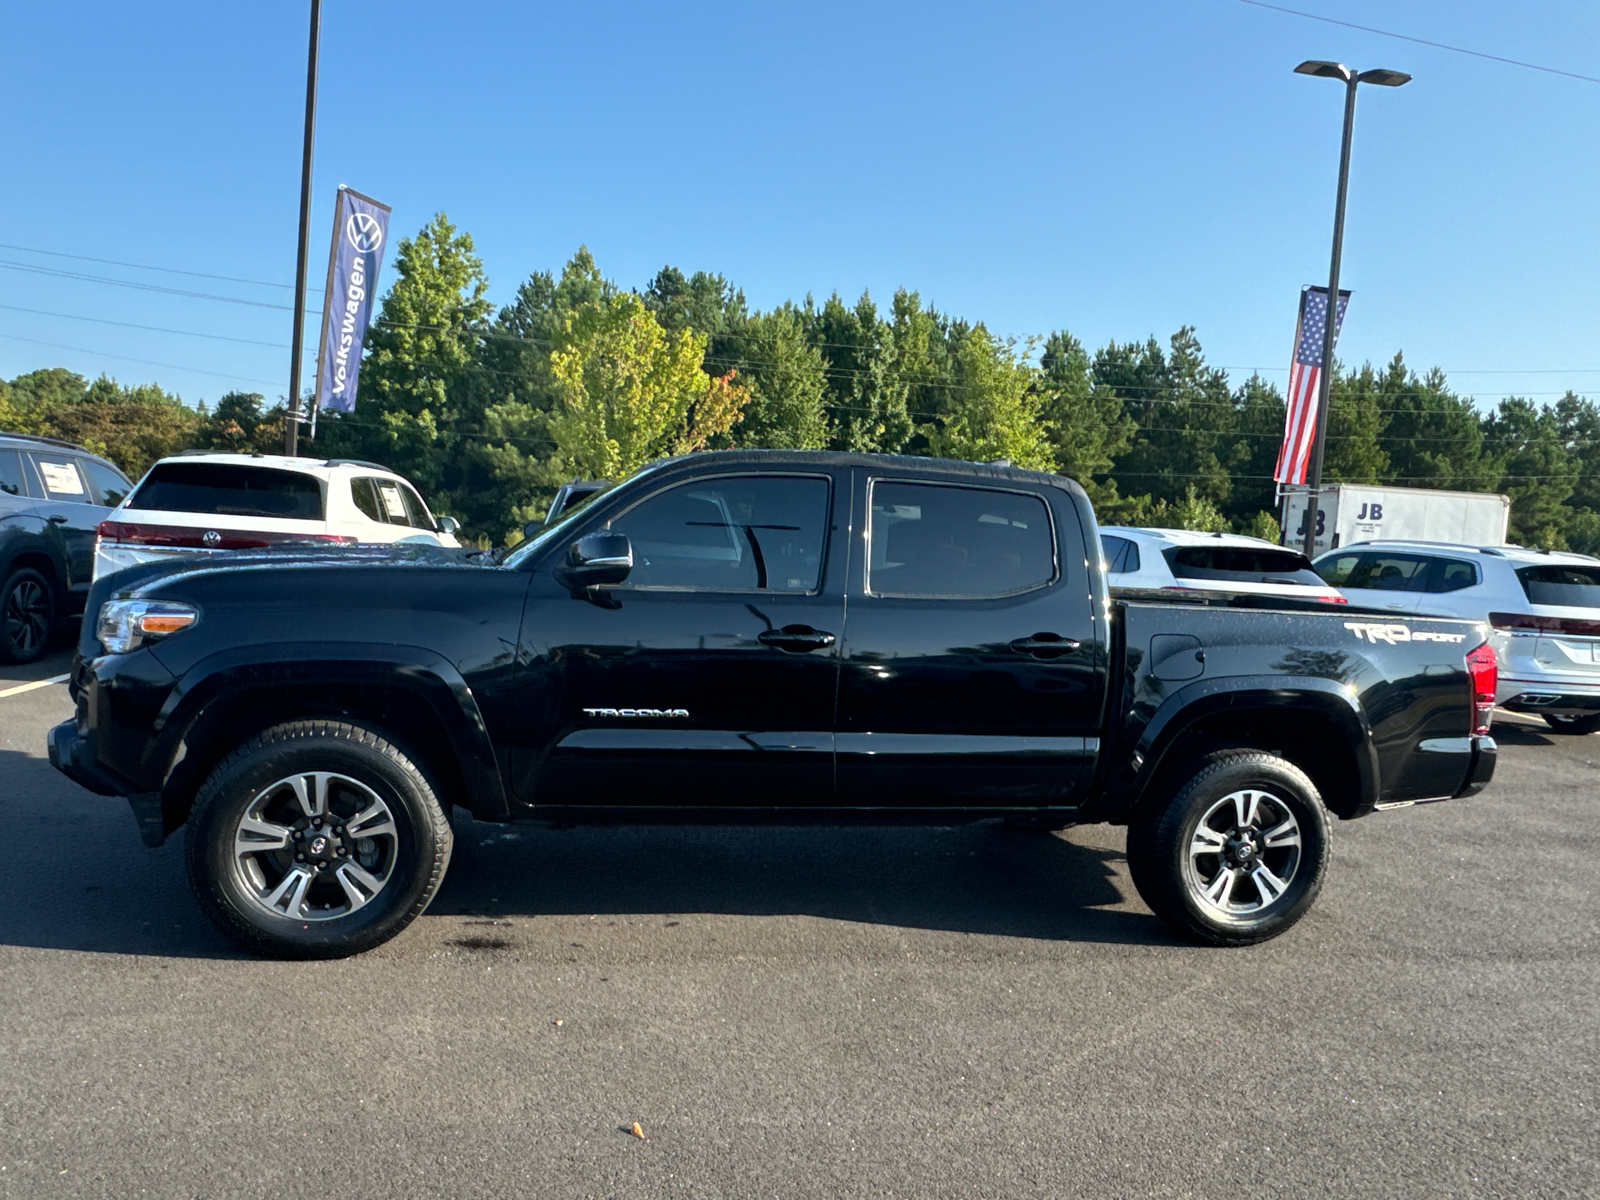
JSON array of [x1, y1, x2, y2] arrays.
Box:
[[48, 719, 167, 847]]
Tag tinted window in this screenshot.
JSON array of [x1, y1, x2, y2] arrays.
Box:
[[1102, 535, 1140, 574], [1344, 553, 1431, 592], [1428, 559, 1479, 594], [1518, 564, 1600, 609], [869, 482, 1054, 598], [128, 463, 325, 520], [80, 458, 132, 507], [0, 450, 27, 499], [350, 477, 382, 521], [29, 453, 89, 501], [1166, 545, 1323, 586], [610, 475, 829, 592], [397, 482, 434, 530], [1316, 553, 1365, 587]]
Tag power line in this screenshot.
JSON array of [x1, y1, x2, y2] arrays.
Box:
[[0, 259, 294, 312], [0, 303, 286, 349], [0, 242, 314, 292], [0, 333, 282, 389], [1235, 0, 1600, 86]]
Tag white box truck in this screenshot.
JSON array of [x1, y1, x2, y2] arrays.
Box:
[[1280, 484, 1510, 558]]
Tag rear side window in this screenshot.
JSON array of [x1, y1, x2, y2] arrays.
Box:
[[610, 475, 830, 592], [1518, 564, 1600, 609], [1427, 559, 1479, 593], [869, 482, 1055, 598], [80, 459, 132, 507], [1166, 545, 1323, 586], [128, 463, 325, 520], [0, 450, 27, 498], [1102, 535, 1141, 574], [29, 453, 89, 501], [358, 476, 434, 529]]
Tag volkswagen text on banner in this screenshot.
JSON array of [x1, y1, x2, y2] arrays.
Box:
[[314, 187, 391, 415], [1273, 285, 1351, 486]]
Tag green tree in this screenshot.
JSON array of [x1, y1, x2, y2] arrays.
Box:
[[34, 375, 201, 476], [1555, 392, 1600, 514], [807, 292, 912, 454], [548, 292, 747, 478], [1375, 356, 1498, 491], [325, 213, 493, 505], [1036, 330, 1135, 506], [921, 325, 1053, 470], [1322, 363, 1390, 485], [1224, 373, 1287, 523], [1105, 327, 1241, 512], [1483, 397, 1575, 547], [726, 304, 830, 449]]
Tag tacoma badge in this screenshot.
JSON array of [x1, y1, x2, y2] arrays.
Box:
[[582, 707, 691, 718]]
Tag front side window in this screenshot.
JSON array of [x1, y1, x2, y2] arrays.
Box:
[[128, 463, 325, 520], [868, 482, 1055, 598], [609, 475, 830, 592], [1316, 553, 1365, 587], [29, 453, 88, 501], [1345, 553, 1431, 592]]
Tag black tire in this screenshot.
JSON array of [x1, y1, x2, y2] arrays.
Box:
[[1126, 751, 1331, 947], [1542, 713, 1600, 735], [185, 720, 452, 959], [0, 567, 54, 664]]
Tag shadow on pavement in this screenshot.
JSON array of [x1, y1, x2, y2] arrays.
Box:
[[1490, 720, 1556, 748], [432, 815, 1171, 947], [0, 738, 1170, 957]]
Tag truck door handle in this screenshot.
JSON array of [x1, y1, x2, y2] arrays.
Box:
[[1010, 633, 1081, 657], [758, 625, 837, 653], [48, 515, 69, 524]]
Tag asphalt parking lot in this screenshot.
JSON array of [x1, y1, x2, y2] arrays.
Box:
[[1, 639, 1595, 1199]]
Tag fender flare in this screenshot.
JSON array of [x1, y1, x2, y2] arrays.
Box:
[[0, 524, 69, 601], [1102, 674, 1379, 819], [152, 641, 510, 823]]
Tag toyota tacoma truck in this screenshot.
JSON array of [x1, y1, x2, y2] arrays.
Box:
[[49, 451, 1499, 958]]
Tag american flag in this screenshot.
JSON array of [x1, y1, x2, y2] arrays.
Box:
[[1274, 286, 1350, 485]]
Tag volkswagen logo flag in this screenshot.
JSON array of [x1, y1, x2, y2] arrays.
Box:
[[313, 187, 392, 414]]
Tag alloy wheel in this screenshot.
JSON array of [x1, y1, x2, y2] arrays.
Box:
[[232, 771, 399, 922], [2, 577, 49, 658], [1183, 788, 1303, 918]]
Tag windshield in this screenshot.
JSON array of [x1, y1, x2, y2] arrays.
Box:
[[501, 484, 615, 568], [1517, 563, 1600, 609]]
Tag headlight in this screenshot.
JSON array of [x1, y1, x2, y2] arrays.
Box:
[[96, 600, 199, 655]]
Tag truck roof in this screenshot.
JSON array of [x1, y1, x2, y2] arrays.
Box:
[[641, 449, 1092, 499]]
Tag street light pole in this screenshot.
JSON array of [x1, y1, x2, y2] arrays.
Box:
[[284, 0, 322, 457], [1294, 61, 1410, 560]]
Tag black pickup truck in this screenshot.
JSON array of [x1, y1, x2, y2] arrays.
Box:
[[49, 451, 1498, 958]]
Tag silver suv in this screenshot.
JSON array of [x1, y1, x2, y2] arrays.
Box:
[[1314, 540, 1600, 734]]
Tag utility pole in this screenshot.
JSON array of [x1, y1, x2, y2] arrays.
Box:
[[1294, 60, 1410, 560], [284, 0, 322, 456]]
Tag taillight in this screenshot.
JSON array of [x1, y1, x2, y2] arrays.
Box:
[[1489, 611, 1600, 637], [1465, 642, 1497, 735], [1323, 594, 1349, 604], [97, 521, 356, 550]]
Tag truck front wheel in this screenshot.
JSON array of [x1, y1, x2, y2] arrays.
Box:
[[1127, 751, 1331, 947], [185, 720, 453, 959]]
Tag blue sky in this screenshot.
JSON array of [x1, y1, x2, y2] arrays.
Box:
[[2, 0, 1595, 412]]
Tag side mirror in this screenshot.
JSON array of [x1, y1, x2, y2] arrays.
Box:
[[436, 515, 462, 536], [522, 520, 542, 544], [556, 531, 632, 590]]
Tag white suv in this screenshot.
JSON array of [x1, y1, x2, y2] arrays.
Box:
[[1100, 527, 1346, 604], [1314, 540, 1600, 733], [94, 453, 461, 581]]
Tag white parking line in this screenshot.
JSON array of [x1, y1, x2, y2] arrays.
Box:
[[0, 674, 70, 699]]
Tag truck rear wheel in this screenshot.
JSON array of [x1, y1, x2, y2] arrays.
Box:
[[1127, 751, 1330, 947], [185, 720, 452, 959]]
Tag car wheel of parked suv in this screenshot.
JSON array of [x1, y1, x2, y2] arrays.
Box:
[[1541, 713, 1600, 735], [185, 720, 453, 959], [0, 567, 54, 664], [1127, 751, 1331, 947]]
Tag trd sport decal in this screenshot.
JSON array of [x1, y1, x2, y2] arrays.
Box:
[[1344, 622, 1467, 646], [583, 707, 691, 718]]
